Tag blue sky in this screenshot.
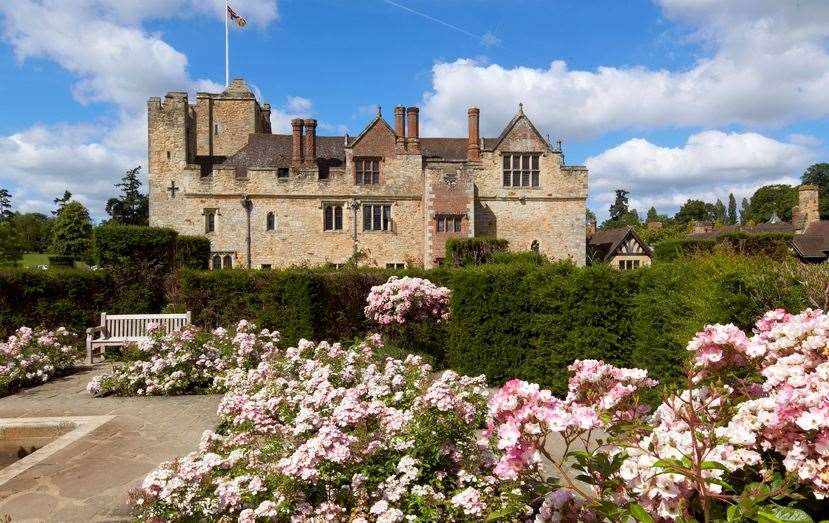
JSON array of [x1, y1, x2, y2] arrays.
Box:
[[0, 0, 827, 220]]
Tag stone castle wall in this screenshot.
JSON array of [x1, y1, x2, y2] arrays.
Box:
[[148, 82, 588, 269]]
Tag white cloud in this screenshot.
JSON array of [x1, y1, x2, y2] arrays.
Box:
[[0, 0, 278, 218], [585, 130, 816, 217], [421, 1, 829, 139]]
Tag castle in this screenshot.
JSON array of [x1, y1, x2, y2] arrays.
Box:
[[148, 79, 588, 269]]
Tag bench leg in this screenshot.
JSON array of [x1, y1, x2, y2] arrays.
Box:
[[86, 337, 93, 364]]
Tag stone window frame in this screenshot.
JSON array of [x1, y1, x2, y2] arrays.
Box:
[[354, 157, 382, 185], [266, 211, 276, 231], [502, 153, 541, 188], [435, 214, 463, 233], [322, 202, 344, 232], [210, 251, 235, 270], [362, 202, 393, 233], [203, 208, 218, 234]]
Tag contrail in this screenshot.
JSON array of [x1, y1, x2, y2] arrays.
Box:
[[380, 0, 482, 41]]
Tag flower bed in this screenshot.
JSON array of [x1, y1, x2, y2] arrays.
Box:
[[364, 276, 451, 326], [132, 307, 828, 522], [0, 326, 79, 396], [130, 335, 496, 521], [87, 320, 279, 397]]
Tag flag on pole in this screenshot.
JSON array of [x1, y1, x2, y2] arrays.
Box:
[[227, 5, 247, 28]]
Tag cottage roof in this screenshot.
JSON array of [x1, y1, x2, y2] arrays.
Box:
[[587, 226, 653, 263], [792, 221, 829, 260]]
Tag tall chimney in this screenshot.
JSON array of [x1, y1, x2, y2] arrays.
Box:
[[467, 107, 481, 161], [394, 106, 406, 150], [291, 118, 304, 167], [406, 106, 420, 154], [798, 184, 820, 226], [304, 119, 317, 167]]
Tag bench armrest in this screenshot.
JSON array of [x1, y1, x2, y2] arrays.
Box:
[[86, 325, 109, 339]]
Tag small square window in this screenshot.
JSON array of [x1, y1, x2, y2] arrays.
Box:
[[261, 264, 272, 270], [277, 168, 289, 179]]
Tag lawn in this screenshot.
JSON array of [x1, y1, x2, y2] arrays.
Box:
[[19, 253, 88, 269]]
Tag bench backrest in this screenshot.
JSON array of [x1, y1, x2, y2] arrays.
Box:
[[101, 312, 191, 341]]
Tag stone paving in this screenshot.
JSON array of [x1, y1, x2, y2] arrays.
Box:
[[0, 365, 222, 522]]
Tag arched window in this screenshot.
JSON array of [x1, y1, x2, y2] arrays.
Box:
[[266, 211, 275, 231], [211, 254, 222, 270], [223, 255, 233, 269]]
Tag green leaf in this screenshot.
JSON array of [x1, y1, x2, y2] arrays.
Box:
[[764, 506, 814, 523], [700, 460, 730, 471], [629, 503, 654, 523]]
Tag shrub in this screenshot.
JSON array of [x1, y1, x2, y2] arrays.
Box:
[[0, 326, 80, 396], [87, 320, 278, 397], [94, 224, 177, 271], [653, 238, 715, 260], [175, 235, 211, 270], [50, 200, 93, 259], [489, 250, 548, 265], [131, 335, 492, 522], [445, 237, 508, 266]]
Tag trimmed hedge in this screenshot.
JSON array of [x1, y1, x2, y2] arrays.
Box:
[[47, 255, 74, 268], [94, 225, 178, 270], [445, 238, 509, 266], [0, 268, 158, 337], [654, 233, 794, 261], [176, 235, 211, 270]]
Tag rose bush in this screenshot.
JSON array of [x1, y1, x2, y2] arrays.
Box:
[[130, 334, 509, 522], [486, 309, 829, 522], [364, 276, 451, 326], [87, 320, 279, 397], [0, 326, 79, 396], [131, 307, 827, 522]]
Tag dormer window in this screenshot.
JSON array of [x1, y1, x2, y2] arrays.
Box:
[[355, 158, 380, 185], [503, 153, 540, 187]]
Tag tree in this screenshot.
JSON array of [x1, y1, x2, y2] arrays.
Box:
[[0, 221, 22, 264], [675, 199, 711, 224], [608, 189, 630, 222], [714, 199, 726, 223], [105, 166, 149, 225], [10, 213, 53, 252], [50, 201, 92, 258], [646, 206, 659, 223], [727, 193, 738, 225], [0, 188, 12, 221], [746, 184, 798, 223], [801, 162, 829, 219], [53, 190, 72, 216], [586, 208, 597, 224], [740, 197, 750, 224]]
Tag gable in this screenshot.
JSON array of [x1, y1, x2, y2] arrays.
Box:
[[350, 117, 397, 157], [491, 114, 550, 152], [615, 236, 647, 256]]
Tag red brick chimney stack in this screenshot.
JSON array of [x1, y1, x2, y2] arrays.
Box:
[[303, 119, 317, 167], [467, 107, 481, 161], [394, 105, 406, 144], [406, 106, 420, 154], [291, 118, 304, 167]]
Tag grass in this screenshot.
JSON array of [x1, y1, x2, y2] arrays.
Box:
[[19, 253, 88, 269]]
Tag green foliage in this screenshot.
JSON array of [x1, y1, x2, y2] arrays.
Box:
[[728, 193, 738, 225], [52, 190, 72, 216], [801, 162, 829, 219], [654, 238, 716, 261], [0, 221, 23, 264], [675, 199, 712, 223], [175, 235, 211, 270], [0, 188, 12, 220], [50, 200, 92, 258], [10, 213, 53, 252], [489, 250, 548, 266], [445, 237, 509, 267], [603, 189, 641, 228], [94, 225, 177, 270], [105, 166, 149, 225], [654, 233, 794, 261], [747, 184, 798, 222]]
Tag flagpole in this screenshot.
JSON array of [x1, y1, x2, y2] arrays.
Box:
[[225, 0, 229, 87]]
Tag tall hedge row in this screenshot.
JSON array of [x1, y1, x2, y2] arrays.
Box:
[[0, 255, 809, 396]]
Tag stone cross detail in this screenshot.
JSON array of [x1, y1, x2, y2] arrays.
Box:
[[167, 181, 179, 198]]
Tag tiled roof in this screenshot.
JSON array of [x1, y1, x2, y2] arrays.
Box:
[[792, 221, 829, 260], [214, 134, 346, 170], [587, 226, 652, 262]]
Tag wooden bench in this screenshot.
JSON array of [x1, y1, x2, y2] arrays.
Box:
[[85, 312, 191, 364]]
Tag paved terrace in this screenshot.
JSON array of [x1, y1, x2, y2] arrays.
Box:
[[0, 366, 221, 522]]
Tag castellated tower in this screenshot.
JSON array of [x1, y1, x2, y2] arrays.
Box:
[[147, 79, 271, 228]]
